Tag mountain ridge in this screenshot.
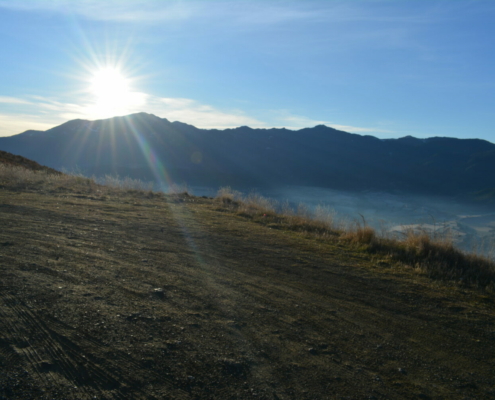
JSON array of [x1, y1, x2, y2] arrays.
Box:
[[1, 112, 494, 201]]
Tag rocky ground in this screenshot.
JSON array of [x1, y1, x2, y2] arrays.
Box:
[[1, 187, 494, 399]]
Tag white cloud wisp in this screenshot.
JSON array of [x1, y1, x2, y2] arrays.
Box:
[[0, 92, 391, 137]]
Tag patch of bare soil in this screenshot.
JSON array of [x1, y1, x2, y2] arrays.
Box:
[[1, 188, 494, 399]]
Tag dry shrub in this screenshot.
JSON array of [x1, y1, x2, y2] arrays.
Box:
[[346, 227, 495, 289], [238, 193, 276, 216], [280, 200, 295, 216], [403, 231, 446, 256], [296, 203, 311, 219], [371, 231, 495, 289], [216, 187, 242, 206], [314, 205, 335, 226], [278, 203, 335, 235], [215, 188, 276, 217], [342, 226, 376, 245]]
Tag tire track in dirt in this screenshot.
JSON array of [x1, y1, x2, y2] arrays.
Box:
[[0, 295, 56, 391], [0, 337, 24, 369], [0, 290, 187, 399], [7, 196, 233, 397]]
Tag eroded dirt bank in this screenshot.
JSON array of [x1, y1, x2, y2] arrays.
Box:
[[1, 189, 494, 399]]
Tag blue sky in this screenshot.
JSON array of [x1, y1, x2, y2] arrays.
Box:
[[0, 0, 494, 142]]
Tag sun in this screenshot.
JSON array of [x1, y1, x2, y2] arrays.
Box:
[[90, 67, 130, 101], [87, 67, 143, 118]]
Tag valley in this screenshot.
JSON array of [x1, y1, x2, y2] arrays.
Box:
[[189, 184, 495, 258]]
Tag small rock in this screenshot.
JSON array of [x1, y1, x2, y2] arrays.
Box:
[[308, 348, 317, 355]]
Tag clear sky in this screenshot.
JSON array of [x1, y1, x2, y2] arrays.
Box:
[[0, 0, 494, 142]]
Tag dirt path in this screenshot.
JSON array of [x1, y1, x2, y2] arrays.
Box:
[[1, 189, 494, 399]]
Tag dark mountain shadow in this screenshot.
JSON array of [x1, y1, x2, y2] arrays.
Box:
[[1, 112, 494, 204]]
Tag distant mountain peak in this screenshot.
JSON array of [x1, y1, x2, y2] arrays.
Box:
[[124, 111, 157, 118]]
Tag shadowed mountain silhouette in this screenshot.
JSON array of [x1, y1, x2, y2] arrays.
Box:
[[1, 112, 495, 201]]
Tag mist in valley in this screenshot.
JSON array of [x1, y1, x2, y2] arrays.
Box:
[[184, 184, 495, 259]]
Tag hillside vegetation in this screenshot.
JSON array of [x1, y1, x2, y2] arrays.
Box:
[[1, 161, 495, 399]]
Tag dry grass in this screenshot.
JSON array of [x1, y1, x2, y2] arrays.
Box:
[[96, 174, 154, 192], [369, 232, 495, 289], [0, 164, 97, 192], [215, 187, 495, 290], [2, 166, 493, 290], [0, 164, 160, 195], [342, 225, 376, 244], [216, 187, 339, 236], [216, 186, 243, 204]]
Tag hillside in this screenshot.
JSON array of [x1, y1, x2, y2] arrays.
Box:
[[1, 167, 495, 399], [1, 113, 495, 200], [0, 149, 61, 174]]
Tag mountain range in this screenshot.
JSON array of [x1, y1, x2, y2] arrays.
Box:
[[1, 112, 494, 202]]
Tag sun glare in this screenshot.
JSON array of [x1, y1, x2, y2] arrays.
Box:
[[90, 67, 129, 100], [88, 67, 142, 118]]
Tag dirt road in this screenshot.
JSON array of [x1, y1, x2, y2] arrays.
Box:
[[1, 189, 494, 399]]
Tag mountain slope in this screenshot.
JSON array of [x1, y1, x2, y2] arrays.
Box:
[[1, 112, 494, 197], [0, 149, 61, 174]]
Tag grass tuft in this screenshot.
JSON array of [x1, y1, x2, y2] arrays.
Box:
[[342, 226, 376, 245]]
